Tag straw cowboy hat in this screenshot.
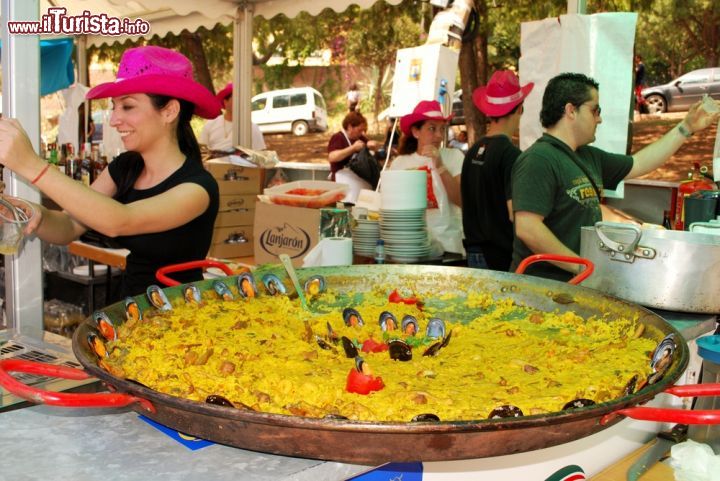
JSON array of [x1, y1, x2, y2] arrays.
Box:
[[86, 46, 221, 119], [400, 100, 453, 136], [472, 70, 534, 118]]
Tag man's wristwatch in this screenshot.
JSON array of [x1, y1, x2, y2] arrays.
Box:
[[677, 122, 693, 138]]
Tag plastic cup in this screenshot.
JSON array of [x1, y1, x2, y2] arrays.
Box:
[[0, 196, 34, 255]]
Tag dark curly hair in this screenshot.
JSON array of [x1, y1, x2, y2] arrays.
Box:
[[540, 73, 599, 128]]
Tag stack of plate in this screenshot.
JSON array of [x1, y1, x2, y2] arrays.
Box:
[[379, 170, 431, 263], [379, 209, 431, 262], [352, 218, 381, 257]]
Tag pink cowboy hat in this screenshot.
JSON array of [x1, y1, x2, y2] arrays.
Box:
[[472, 70, 534, 117], [216, 82, 233, 103], [400, 100, 453, 136], [86, 46, 221, 119]]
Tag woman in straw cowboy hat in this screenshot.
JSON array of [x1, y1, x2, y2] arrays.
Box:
[[461, 69, 533, 272], [389, 99, 464, 255], [0, 45, 222, 299]]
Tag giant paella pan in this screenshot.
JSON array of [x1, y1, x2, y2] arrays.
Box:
[[1, 258, 719, 465]]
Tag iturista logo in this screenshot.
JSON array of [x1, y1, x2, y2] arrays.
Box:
[[259, 223, 311, 258]]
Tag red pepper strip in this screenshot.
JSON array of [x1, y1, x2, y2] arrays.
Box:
[[345, 369, 385, 395], [0, 359, 156, 413], [388, 289, 420, 305], [361, 338, 389, 353]]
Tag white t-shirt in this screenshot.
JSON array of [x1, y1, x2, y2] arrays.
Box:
[[388, 148, 465, 254], [199, 116, 266, 151]]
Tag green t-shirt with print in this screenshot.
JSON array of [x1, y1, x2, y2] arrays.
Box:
[[511, 133, 633, 280]]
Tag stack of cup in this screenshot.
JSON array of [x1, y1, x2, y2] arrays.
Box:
[[378, 170, 431, 263]]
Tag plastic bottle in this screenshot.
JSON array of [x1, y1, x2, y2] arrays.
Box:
[[374, 239, 385, 264]]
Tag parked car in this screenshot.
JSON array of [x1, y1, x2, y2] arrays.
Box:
[[251, 87, 328, 136], [641, 67, 720, 114]]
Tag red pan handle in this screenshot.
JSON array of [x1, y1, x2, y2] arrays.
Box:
[[155, 260, 235, 287], [0, 359, 155, 413], [600, 383, 720, 425], [515, 254, 594, 285]]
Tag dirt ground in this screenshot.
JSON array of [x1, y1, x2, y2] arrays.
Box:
[[263, 112, 719, 182]]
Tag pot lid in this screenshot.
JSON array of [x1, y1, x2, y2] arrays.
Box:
[[697, 335, 720, 363]]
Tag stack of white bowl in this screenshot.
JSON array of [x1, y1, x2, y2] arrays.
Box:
[[352, 217, 380, 257], [379, 170, 431, 262]]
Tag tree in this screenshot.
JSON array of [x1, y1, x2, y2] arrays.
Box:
[[344, 1, 424, 128]]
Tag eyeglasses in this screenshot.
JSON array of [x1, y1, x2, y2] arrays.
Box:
[[580, 102, 602, 117]]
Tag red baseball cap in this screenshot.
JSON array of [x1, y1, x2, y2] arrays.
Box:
[[472, 70, 534, 117]]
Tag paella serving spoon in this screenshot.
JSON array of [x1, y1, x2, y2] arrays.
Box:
[[279, 254, 309, 311]]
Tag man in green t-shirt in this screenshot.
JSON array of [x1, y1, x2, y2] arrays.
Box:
[[511, 72, 719, 281]]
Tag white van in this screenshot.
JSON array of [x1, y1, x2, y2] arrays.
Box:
[[251, 87, 328, 136]]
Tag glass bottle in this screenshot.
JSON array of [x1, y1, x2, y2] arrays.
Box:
[[374, 239, 385, 264]]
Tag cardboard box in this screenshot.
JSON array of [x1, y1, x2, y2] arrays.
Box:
[[218, 194, 256, 212], [216, 209, 255, 228], [254, 202, 321, 266], [211, 226, 253, 245], [208, 242, 254, 259], [205, 161, 264, 194]]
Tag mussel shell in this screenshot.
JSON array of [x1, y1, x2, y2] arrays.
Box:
[[562, 398, 596, 411], [304, 275, 326, 296], [411, 413, 440, 422], [388, 339, 412, 362], [87, 333, 108, 359], [425, 318, 446, 340], [262, 273, 287, 296], [623, 374, 639, 396], [213, 280, 234, 300], [315, 335, 337, 353], [237, 272, 258, 299], [206, 394, 235, 407], [354, 356, 368, 374], [341, 336, 359, 358], [379, 311, 398, 332], [93, 311, 117, 341], [423, 330, 452, 357], [488, 405, 523, 419], [146, 285, 172, 311], [182, 284, 201, 304], [342, 307, 364, 327], [124, 297, 142, 321], [650, 334, 676, 374], [401, 315, 419, 336], [326, 322, 339, 344]]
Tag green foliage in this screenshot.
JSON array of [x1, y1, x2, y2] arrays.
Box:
[[259, 62, 304, 91]]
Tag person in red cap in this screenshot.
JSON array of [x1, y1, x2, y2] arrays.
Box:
[[389, 99, 464, 254], [461, 70, 533, 271], [199, 82, 266, 152], [511, 72, 719, 281], [0, 45, 223, 299]]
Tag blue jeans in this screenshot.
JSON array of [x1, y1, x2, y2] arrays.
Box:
[[467, 251, 489, 269]]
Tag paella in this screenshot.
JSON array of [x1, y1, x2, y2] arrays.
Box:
[[90, 271, 669, 423]]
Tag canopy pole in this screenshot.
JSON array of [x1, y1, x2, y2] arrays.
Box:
[[567, 0, 587, 14], [1, 0, 44, 338], [234, 3, 253, 149]]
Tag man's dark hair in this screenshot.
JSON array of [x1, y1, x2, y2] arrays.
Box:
[[539, 73, 599, 128], [487, 102, 523, 122]]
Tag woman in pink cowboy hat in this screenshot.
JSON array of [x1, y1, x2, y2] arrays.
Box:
[[461, 69, 533, 272], [0, 45, 222, 299], [388, 99, 464, 255]]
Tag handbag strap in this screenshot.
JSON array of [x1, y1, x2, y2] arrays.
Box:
[[538, 134, 602, 200], [341, 129, 352, 148]]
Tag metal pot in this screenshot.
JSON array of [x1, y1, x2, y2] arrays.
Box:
[[1, 263, 719, 464], [580, 221, 720, 313]]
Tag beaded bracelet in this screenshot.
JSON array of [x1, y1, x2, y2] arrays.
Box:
[[30, 163, 50, 185]]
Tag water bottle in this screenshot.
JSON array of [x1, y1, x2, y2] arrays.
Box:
[[374, 239, 385, 264]]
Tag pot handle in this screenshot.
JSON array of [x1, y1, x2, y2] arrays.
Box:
[[155, 260, 235, 287], [515, 254, 594, 285], [600, 383, 720, 425], [0, 359, 155, 413]]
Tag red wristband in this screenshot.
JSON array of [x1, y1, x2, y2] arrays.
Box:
[[31, 163, 50, 185]]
